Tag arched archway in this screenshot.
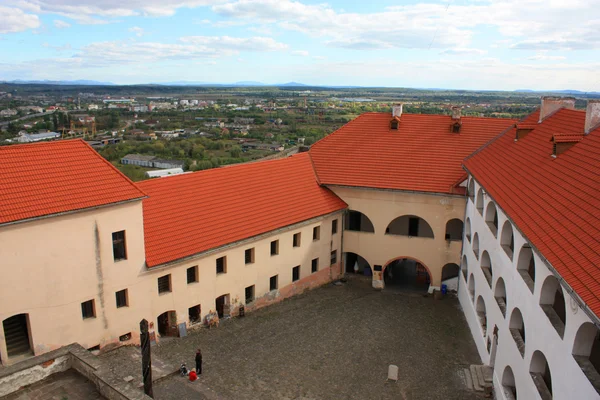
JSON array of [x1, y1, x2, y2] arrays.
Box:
[[509, 308, 525, 357], [344, 252, 372, 276], [476, 188, 484, 214], [441, 263, 460, 291], [572, 322, 600, 393], [494, 278, 507, 317], [344, 210, 375, 233], [157, 310, 178, 337], [500, 221, 515, 260], [445, 218, 463, 241], [517, 245, 535, 293], [385, 215, 434, 238], [476, 296, 487, 336], [465, 218, 472, 242], [540, 275, 566, 338], [2, 314, 32, 359], [530, 350, 553, 398], [502, 366, 518, 399], [383, 256, 431, 292], [481, 250, 493, 288], [472, 233, 480, 260], [485, 202, 499, 237], [468, 274, 475, 302], [461, 255, 468, 280]]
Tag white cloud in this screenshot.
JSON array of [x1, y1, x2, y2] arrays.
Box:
[[291, 50, 309, 56], [527, 52, 566, 61], [440, 48, 487, 56], [42, 42, 72, 52], [0, 6, 40, 33], [53, 19, 71, 28], [129, 26, 144, 37]]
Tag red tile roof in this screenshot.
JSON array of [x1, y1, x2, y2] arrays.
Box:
[[309, 113, 516, 194], [464, 108, 600, 317], [138, 153, 347, 267], [551, 133, 584, 143], [0, 139, 146, 225]]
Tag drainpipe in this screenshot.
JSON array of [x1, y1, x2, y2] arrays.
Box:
[[340, 210, 346, 279]]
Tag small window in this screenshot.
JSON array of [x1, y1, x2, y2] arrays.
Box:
[[119, 333, 131, 342], [292, 265, 300, 282], [189, 304, 201, 324], [293, 232, 301, 247], [112, 230, 127, 261], [330, 250, 337, 265], [245, 248, 255, 264], [245, 285, 255, 304], [216, 256, 227, 274], [157, 274, 171, 294], [332, 219, 338, 234], [81, 299, 95, 319], [270, 275, 278, 291], [187, 266, 198, 284], [313, 226, 320, 241], [270, 240, 279, 256], [115, 289, 128, 308], [312, 258, 319, 273]]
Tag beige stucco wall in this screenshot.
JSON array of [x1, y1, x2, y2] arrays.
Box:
[[330, 186, 465, 289], [0, 202, 343, 364]]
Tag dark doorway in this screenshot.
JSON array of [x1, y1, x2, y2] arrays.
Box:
[[157, 311, 178, 337], [2, 314, 32, 358], [384, 258, 430, 292], [344, 252, 372, 276], [215, 294, 230, 318]]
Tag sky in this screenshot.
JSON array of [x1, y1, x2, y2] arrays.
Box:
[[0, 0, 599, 90]]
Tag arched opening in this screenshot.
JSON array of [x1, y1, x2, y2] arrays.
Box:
[[157, 310, 178, 337], [481, 250, 493, 288], [383, 258, 431, 292], [445, 218, 463, 241], [441, 263, 460, 291], [509, 308, 526, 357], [385, 215, 434, 238], [215, 294, 230, 318], [472, 233, 480, 260], [476, 188, 484, 215], [461, 255, 468, 280], [530, 350, 553, 398], [476, 296, 487, 336], [2, 314, 32, 359], [494, 278, 507, 317], [540, 276, 566, 338], [344, 210, 375, 233], [468, 179, 475, 202], [468, 274, 475, 302], [465, 218, 471, 242], [572, 322, 600, 394], [344, 252, 372, 276], [517, 245, 535, 293], [502, 366, 518, 400], [500, 221, 515, 260], [485, 202, 499, 237]]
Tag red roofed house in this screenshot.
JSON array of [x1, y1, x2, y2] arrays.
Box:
[[460, 97, 600, 399]]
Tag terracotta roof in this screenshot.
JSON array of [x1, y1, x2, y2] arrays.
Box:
[[551, 133, 584, 143], [464, 108, 600, 317], [309, 113, 516, 194], [138, 153, 347, 267], [0, 139, 146, 225]]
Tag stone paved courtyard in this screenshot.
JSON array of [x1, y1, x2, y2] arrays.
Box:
[[2, 369, 104, 400], [102, 277, 484, 400]]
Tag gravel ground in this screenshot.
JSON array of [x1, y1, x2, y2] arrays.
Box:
[[105, 277, 483, 400]]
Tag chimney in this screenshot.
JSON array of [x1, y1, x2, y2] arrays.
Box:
[[451, 106, 461, 120], [392, 104, 403, 118], [584, 99, 600, 135], [539, 96, 576, 122]]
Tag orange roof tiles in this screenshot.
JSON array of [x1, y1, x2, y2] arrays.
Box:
[[309, 113, 516, 194], [0, 139, 146, 225], [551, 133, 584, 143], [464, 108, 600, 318], [138, 153, 347, 267]]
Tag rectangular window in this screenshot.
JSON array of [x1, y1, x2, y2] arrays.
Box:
[[112, 230, 127, 261], [293, 232, 301, 247], [81, 299, 95, 319], [292, 265, 300, 282], [270, 275, 278, 291], [187, 266, 198, 284], [313, 226, 320, 241], [245, 285, 255, 304], [270, 240, 279, 256], [330, 250, 337, 265], [408, 217, 419, 237], [189, 304, 201, 324], [115, 289, 128, 308], [245, 248, 255, 264], [332, 219, 338, 235], [216, 256, 227, 274], [157, 274, 171, 294], [312, 258, 319, 273]]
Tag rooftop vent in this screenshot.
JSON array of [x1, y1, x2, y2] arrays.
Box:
[[550, 133, 584, 157], [514, 123, 537, 141], [390, 116, 401, 130], [539, 96, 576, 122], [584, 99, 600, 135]]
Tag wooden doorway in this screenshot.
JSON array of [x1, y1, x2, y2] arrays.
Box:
[[3, 314, 32, 359], [215, 294, 230, 318], [157, 311, 178, 337]]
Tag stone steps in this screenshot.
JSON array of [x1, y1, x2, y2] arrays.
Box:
[[463, 364, 493, 393]]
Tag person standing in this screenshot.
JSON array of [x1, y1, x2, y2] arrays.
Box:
[[195, 348, 202, 375]]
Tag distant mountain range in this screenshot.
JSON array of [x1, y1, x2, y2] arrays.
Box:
[[4, 79, 116, 86]]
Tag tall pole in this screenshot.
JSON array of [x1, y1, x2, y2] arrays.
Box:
[[140, 319, 153, 398]]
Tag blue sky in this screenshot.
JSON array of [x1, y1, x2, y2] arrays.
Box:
[[1, 0, 599, 90]]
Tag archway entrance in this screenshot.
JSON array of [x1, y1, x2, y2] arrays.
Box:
[[157, 311, 178, 337], [383, 258, 431, 292], [215, 294, 230, 318], [344, 252, 372, 276], [2, 314, 32, 359]]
